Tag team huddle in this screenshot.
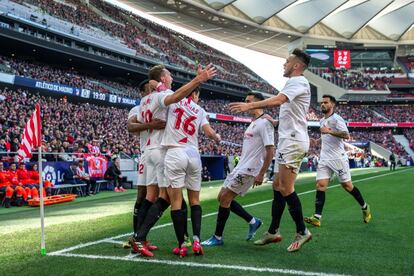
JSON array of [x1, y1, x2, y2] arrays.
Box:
[[126, 48, 372, 258]]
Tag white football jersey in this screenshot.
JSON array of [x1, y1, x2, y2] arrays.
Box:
[[128, 105, 149, 152], [320, 113, 349, 161], [162, 98, 209, 149], [137, 90, 173, 149], [278, 76, 310, 142], [234, 116, 275, 176]]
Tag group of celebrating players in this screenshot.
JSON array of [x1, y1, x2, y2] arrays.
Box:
[[126, 48, 372, 258]]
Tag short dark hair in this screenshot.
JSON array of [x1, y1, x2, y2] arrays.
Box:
[[138, 79, 149, 92], [292, 48, 310, 68], [191, 87, 200, 95], [148, 65, 166, 81], [322, 94, 336, 104], [247, 92, 265, 101]]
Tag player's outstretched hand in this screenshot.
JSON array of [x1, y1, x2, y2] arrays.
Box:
[[196, 63, 217, 82], [263, 114, 278, 127], [253, 173, 264, 188], [149, 119, 166, 130], [196, 64, 203, 75], [229, 102, 249, 113]]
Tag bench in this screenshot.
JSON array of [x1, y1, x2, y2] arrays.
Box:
[[94, 179, 108, 193], [52, 184, 87, 197]]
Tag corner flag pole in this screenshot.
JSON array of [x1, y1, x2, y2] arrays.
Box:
[[39, 146, 46, 256]]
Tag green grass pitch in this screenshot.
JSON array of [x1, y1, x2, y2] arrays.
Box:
[[1, 167, 413, 275]]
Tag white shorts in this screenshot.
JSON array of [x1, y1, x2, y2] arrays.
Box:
[[223, 170, 255, 196], [316, 158, 351, 183], [274, 138, 309, 174], [137, 152, 147, 186], [164, 147, 202, 191], [146, 147, 167, 188]]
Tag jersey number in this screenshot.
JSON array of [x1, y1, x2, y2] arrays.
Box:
[[141, 110, 153, 123], [174, 108, 196, 135], [138, 164, 144, 174]]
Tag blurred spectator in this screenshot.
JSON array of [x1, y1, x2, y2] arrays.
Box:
[[104, 158, 125, 192], [202, 166, 211, 182]]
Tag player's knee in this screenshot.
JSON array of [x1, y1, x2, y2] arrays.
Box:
[[219, 191, 232, 207], [278, 184, 294, 196], [217, 188, 225, 202], [189, 197, 200, 206], [341, 181, 353, 192], [316, 181, 328, 191], [272, 175, 280, 190]]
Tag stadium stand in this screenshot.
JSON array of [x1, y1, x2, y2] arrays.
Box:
[[0, 54, 137, 97], [309, 67, 412, 91], [5, 0, 275, 93]]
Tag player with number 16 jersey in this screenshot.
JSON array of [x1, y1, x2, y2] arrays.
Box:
[[162, 89, 220, 257]]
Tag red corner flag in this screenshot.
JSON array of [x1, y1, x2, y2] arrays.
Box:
[[17, 104, 41, 162]]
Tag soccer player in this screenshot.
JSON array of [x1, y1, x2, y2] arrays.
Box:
[[304, 95, 371, 227], [230, 48, 312, 252], [163, 88, 221, 257], [126, 79, 165, 250], [202, 92, 275, 246], [129, 63, 217, 257]]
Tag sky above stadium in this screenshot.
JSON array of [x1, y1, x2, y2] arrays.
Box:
[[106, 0, 288, 92]]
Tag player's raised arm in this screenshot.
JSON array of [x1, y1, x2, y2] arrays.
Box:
[[229, 93, 289, 113], [163, 64, 217, 106]]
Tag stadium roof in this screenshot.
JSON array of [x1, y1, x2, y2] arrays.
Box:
[[119, 0, 414, 57]]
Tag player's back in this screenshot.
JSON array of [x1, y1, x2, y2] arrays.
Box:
[[138, 91, 172, 149], [162, 98, 208, 149]]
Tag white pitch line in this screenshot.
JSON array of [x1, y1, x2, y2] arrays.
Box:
[[49, 168, 412, 256], [102, 239, 124, 245], [52, 252, 350, 276]]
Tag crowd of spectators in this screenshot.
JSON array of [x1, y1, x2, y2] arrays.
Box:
[[1, 86, 412, 165], [10, 0, 275, 93], [348, 130, 406, 158], [309, 67, 411, 90], [0, 55, 137, 97], [0, 87, 138, 161], [370, 105, 414, 122], [404, 129, 414, 152]]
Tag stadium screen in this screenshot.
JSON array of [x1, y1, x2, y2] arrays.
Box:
[[305, 48, 351, 69]]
